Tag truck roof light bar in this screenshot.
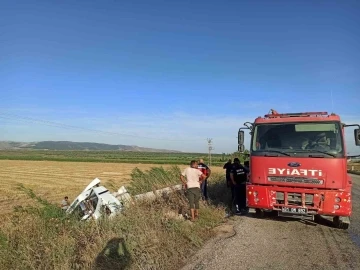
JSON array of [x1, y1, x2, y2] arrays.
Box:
[[264, 110, 329, 118]]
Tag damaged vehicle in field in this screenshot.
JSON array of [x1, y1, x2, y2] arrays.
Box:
[[66, 177, 182, 221], [66, 178, 129, 221]]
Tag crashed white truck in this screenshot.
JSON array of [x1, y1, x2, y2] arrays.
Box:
[[65, 178, 131, 221], [66, 178, 182, 221]]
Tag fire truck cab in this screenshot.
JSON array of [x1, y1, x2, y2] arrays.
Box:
[[238, 109, 360, 229]]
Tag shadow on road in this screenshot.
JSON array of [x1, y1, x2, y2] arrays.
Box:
[[245, 210, 339, 229], [93, 237, 132, 270]]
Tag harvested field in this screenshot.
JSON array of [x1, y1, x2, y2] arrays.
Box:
[[0, 160, 224, 215], [0, 161, 226, 270]]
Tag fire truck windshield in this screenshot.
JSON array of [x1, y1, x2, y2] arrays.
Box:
[[251, 122, 344, 157]]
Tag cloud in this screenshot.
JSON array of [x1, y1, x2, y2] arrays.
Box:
[[93, 112, 254, 153], [0, 111, 253, 153], [1, 110, 359, 155]]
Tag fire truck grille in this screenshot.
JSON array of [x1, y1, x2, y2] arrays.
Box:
[[276, 192, 314, 206], [268, 176, 323, 185]]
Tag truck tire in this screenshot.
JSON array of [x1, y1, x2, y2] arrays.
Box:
[[333, 216, 350, 230], [314, 214, 322, 223], [255, 209, 265, 218]]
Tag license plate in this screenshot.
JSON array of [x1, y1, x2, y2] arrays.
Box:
[[281, 206, 307, 215]]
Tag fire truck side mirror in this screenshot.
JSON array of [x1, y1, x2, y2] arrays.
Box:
[[238, 144, 245, 153], [238, 130, 244, 145], [355, 129, 360, 146]]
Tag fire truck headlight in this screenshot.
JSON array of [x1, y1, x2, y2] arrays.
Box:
[[334, 204, 340, 210], [335, 197, 341, 203]]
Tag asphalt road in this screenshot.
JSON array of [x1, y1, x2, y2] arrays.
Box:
[[182, 174, 360, 270]]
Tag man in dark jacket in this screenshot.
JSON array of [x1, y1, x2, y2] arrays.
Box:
[[223, 159, 234, 205], [230, 158, 249, 215], [223, 159, 232, 186], [244, 161, 250, 170]]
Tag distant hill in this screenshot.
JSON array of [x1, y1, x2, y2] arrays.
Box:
[[0, 141, 181, 153]]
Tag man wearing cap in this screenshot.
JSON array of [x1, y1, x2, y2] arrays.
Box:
[[230, 158, 249, 215]]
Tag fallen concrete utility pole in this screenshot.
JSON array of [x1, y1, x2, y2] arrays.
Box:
[[67, 178, 183, 221], [113, 184, 183, 205]]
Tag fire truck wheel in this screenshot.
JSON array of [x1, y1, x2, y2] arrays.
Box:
[[333, 216, 350, 230], [314, 214, 321, 223], [255, 209, 265, 218]]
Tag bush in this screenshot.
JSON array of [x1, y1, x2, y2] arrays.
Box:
[[0, 167, 226, 270], [128, 166, 181, 195]]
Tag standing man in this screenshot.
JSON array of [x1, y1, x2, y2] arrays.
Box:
[[223, 159, 234, 206], [223, 159, 232, 187], [180, 160, 207, 221], [198, 158, 211, 201], [244, 160, 251, 182], [230, 158, 249, 215], [244, 161, 250, 170]]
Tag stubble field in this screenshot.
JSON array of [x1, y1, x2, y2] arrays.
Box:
[[0, 157, 228, 270], [0, 160, 224, 216], [1, 156, 359, 269]]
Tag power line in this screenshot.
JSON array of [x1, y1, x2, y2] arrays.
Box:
[[0, 112, 196, 142]]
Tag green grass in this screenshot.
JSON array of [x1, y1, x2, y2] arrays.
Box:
[[0, 166, 228, 270], [0, 149, 247, 166], [127, 166, 182, 194]]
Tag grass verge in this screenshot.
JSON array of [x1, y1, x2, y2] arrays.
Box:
[[127, 166, 182, 194], [348, 170, 360, 175], [0, 166, 228, 270]]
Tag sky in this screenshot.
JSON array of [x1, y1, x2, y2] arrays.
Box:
[[1, 0, 360, 154]]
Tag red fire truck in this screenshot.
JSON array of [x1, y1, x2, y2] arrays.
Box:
[[238, 109, 360, 229]]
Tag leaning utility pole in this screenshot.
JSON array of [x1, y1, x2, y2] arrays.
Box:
[[207, 138, 213, 167]]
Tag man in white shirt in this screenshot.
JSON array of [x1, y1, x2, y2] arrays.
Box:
[[180, 160, 206, 221]]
